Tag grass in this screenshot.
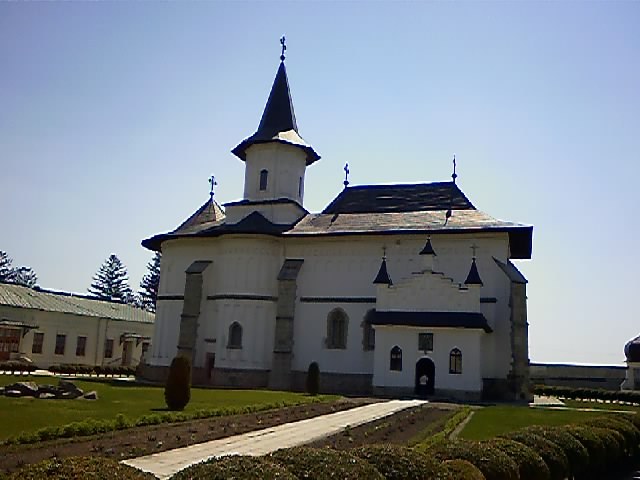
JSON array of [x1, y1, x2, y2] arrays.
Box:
[[0, 374, 337, 440], [459, 405, 604, 440]]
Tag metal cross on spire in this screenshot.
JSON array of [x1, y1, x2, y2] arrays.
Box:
[[280, 36, 286, 62], [343, 163, 350, 188], [208, 175, 218, 199], [470, 243, 479, 259], [452, 155, 458, 184]]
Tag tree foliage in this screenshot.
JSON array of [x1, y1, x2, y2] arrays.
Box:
[[139, 252, 160, 312], [88, 254, 134, 303], [0, 250, 38, 288]]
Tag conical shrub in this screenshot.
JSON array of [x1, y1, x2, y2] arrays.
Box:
[[164, 355, 191, 411]]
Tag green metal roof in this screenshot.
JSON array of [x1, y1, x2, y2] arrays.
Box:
[[0, 283, 155, 324]]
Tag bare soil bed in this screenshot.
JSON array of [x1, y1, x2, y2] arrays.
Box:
[[0, 398, 370, 474], [309, 403, 459, 449]]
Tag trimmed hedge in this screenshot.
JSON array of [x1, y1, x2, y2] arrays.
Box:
[[0, 361, 36, 374], [351, 444, 443, 480], [8, 456, 154, 480], [591, 427, 625, 465], [487, 438, 550, 480], [171, 455, 298, 480], [501, 431, 569, 480], [430, 439, 519, 480], [442, 459, 486, 479], [534, 385, 640, 404], [564, 425, 607, 476], [48, 364, 136, 377], [585, 417, 640, 458], [270, 446, 384, 480], [524, 425, 589, 478]]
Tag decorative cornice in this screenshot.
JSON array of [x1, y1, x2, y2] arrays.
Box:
[[299, 297, 376, 304], [207, 294, 278, 302]]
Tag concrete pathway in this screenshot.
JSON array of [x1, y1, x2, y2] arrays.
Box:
[[124, 399, 426, 479]]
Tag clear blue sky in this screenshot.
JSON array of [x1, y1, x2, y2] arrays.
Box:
[[1, 2, 638, 365]]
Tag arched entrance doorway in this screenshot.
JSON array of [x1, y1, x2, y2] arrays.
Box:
[[415, 357, 435, 397]]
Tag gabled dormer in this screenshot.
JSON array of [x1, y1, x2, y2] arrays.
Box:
[[228, 47, 319, 225]]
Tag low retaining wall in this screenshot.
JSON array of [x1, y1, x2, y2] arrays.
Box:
[[531, 362, 626, 390]]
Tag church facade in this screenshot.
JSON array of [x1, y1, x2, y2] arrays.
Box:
[[142, 53, 533, 401]]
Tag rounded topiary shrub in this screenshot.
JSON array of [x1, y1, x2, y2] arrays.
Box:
[[351, 444, 442, 480], [525, 425, 589, 478], [487, 438, 550, 480], [164, 355, 191, 411], [564, 425, 607, 477], [171, 455, 297, 480], [430, 439, 519, 480], [590, 427, 626, 466], [442, 459, 486, 479], [9, 456, 155, 480], [306, 361, 320, 396], [586, 417, 640, 458], [501, 431, 569, 480], [270, 446, 384, 480]]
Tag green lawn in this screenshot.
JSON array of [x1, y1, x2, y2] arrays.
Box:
[[459, 406, 604, 440], [0, 374, 336, 440]]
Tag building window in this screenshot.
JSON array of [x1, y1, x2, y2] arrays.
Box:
[[390, 346, 402, 371], [55, 334, 66, 355], [298, 177, 303, 197], [32, 332, 44, 354], [362, 310, 375, 351], [449, 348, 462, 374], [104, 339, 114, 359], [418, 333, 433, 352], [259, 169, 268, 191], [76, 336, 87, 357], [326, 308, 348, 349], [228, 322, 243, 349]]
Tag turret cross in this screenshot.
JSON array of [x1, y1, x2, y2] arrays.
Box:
[[343, 163, 350, 187], [208, 175, 218, 199], [470, 243, 479, 259], [280, 36, 286, 61]]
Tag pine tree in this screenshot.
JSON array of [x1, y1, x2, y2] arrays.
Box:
[[12, 266, 37, 288], [0, 251, 14, 283], [88, 254, 134, 303], [139, 252, 161, 312]]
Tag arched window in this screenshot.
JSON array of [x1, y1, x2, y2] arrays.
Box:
[[449, 348, 462, 374], [326, 308, 348, 349], [390, 346, 402, 371], [362, 309, 375, 351], [228, 322, 243, 349], [259, 169, 268, 191]]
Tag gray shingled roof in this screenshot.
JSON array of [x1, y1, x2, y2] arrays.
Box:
[[173, 198, 225, 234], [0, 283, 155, 324]]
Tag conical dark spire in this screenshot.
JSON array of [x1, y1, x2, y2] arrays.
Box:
[[464, 258, 483, 286], [419, 237, 436, 256], [232, 57, 320, 165], [373, 257, 392, 285], [256, 62, 298, 138]]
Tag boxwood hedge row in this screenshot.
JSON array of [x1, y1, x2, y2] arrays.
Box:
[[534, 385, 640, 404]]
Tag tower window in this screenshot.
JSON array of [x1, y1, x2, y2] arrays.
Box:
[[298, 176, 303, 197], [449, 348, 462, 374], [390, 346, 402, 371], [259, 169, 268, 191]]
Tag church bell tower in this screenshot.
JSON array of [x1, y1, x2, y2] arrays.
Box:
[[230, 38, 319, 222]]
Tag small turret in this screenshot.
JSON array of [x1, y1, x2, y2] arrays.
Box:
[[419, 236, 436, 272], [373, 256, 392, 285], [464, 257, 483, 286]]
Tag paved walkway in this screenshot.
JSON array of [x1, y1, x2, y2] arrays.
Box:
[[124, 399, 426, 479]]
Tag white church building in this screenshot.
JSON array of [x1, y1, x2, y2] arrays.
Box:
[[142, 49, 533, 401]]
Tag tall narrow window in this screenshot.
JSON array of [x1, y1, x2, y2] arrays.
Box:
[[104, 339, 114, 359], [390, 346, 402, 371], [418, 333, 433, 352], [55, 334, 66, 355], [259, 169, 268, 191], [362, 310, 375, 351], [228, 322, 243, 349], [449, 348, 462, 374], [298, 177, 303, 197], [76, 336, 87, 357], [326, 308, 348, 349], [32, 332, 44, 354]]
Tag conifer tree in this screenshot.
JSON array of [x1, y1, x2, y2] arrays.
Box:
[[139, 252, 161, 312], [88, 254, 134, 303], [0, 251, 14, 283], [0, 250, 38, 288]]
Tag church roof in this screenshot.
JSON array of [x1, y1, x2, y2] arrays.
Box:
[[370, 310, 492, 333], [0, 283, 154, 324], [231, 61, 320, 165], [323, 182, 474, 214], [173, 198, 225, 234]]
